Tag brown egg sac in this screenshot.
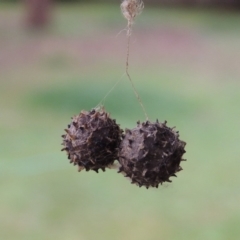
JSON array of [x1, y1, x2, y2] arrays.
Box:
[[61, 108, 123, 173], [118, 120, 186, 188]]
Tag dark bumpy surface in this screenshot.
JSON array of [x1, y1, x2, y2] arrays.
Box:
[[118, 120, 186, 188], [62, 108, 123, 172]]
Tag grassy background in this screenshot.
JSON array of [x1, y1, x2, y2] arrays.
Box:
[[1, 3, 240, 240]]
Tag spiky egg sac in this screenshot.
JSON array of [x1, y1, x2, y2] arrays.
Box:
[[118, 120, 186, 188], [62, 108, 123, 173]]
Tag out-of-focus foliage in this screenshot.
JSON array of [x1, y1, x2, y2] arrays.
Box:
[[1, 0, 240, 8]]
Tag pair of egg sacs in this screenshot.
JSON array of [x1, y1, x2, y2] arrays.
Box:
[[61, 108, 186, 188]]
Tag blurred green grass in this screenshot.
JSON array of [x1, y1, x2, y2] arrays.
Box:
[[1, 3, 240, 240]]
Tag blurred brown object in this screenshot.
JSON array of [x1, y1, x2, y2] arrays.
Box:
[[25, 0, 52, 28]]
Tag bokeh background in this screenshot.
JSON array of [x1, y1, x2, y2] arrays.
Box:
[[1, 1, 240, 240]]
